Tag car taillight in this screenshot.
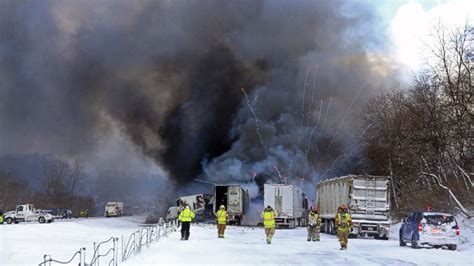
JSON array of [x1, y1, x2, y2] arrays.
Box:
[[456, 226, 460, 236], [418, 223, 423, 232]]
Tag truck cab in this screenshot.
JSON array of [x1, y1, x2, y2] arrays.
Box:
[[4, 204, 54, 224]]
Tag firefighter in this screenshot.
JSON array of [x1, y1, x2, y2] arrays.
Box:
[[178, 205, 195, 240], [335, 205, 352, 250], [260, 205, 278, 244], [216, 205, 228, 238], [0, 210, 4, 224], [307, 207, 321, 241]]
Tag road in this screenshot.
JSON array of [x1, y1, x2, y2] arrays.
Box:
[[124, 224, 473, 265]]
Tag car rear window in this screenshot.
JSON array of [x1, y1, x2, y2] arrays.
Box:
[[423, 214, 454, 225]]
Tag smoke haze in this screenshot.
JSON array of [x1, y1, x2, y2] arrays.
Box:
[[0, 0, 395, 200]]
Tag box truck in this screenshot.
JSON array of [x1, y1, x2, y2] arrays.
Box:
[[317, 175, 391, 239], [213, 185, 249, 225], [104, 202, 124, 217], [264, 184, 308, 229]]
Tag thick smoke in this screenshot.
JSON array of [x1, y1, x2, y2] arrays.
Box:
[[0, 0, 393, 199]]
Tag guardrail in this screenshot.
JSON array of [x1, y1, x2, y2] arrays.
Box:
[[38, 220, 179, 266]]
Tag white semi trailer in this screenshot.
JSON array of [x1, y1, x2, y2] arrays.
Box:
[[264, 184, 308, 229], [317, 175, 391, 239], [213, 185, 249, 225]]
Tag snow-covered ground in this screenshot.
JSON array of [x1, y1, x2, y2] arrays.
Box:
[[0, 216, 144, 265], [124, 223, 474, 266], [1, 216, 473, 265]]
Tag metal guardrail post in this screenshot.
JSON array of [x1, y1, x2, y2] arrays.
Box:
[[82, 247, 86, 266], [38, 218, 180, 265]]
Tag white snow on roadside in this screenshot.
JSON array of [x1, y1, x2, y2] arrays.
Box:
[[124, 223, 474, 266], [1, 216, 473, 265], [0, 216, 145, 265]]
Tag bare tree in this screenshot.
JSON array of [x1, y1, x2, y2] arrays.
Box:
[[362, 22, 473, 217]]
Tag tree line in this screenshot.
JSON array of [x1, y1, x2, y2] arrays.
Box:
[[361, 24, 473, 217], [0, 157, 95, 215]]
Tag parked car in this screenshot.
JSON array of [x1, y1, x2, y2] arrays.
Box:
[[399, 211, 459, 250], [61, 209, 73, 219]]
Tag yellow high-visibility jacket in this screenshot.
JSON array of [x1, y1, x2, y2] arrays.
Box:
[[216, 210, 228, 225], [179, 208, 195, 222], [261, 210, 278, 228], [308, 212, 321, 227], [335, 212, 352, 229]]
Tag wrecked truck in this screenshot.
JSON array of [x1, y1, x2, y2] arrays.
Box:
[[213, 185, 249, 225]]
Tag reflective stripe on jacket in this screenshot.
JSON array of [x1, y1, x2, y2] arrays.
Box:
[[260, 210, 277, 228], [308, 213, 321, 227], [335, 212, 352, 228], [216, 210, 228, 224], [178, 208, 195, 222]]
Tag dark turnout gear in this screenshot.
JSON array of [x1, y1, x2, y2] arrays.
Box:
[[335, 205, 352, 250], [181, 221, 191, 240], [260, 206, 278, 244], [307, 209, 321, 241], [179, 206, 195, 240]]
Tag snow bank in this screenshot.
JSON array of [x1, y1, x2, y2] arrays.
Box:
[[0, 217, 145, 265], [124, 224, 473, 265], [457, 215, 474, 252]]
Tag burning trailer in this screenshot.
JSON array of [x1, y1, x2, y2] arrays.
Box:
[[166, 194, 213, 222], [213, 185, 249, 225], [264, 184, 309, 229], [317, 175, 391, 239]]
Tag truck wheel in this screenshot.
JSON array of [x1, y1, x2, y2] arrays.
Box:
[[6, 217, 13, 224], [321, 221, 327, 233], [38, 217, 46, 224], [411, 234, 418, 249], [289, 220, 296, 229], [329, 220, 335, 235], [399, 231, 406, 246]]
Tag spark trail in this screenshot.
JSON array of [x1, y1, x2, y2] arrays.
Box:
[[326, 82, 366, 151], [273, 166, 284, 183], [306, 99, 324, 153], [306, 66, 319, 126], [300, 65, 311, 123], [242, 88, 268, 156], [321, 122, 373, 178], [311, 97, 332, 155]]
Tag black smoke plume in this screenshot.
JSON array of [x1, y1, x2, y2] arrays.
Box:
[[0, 0, 393, 197]]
